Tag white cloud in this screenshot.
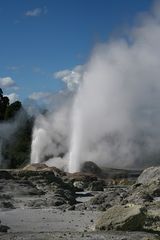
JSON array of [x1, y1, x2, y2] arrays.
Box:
[[25, 7, 47, 17], [29, 92, 52, 101], [0, 77, 16, 89], [6, 93, 19, 104], [54, 65, 84, 91]]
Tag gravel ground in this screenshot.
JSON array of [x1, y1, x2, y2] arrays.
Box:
[[0, 208, 101, 233], [0, 168, 160, 240], [0, 208, 159, 240], [1, 231, 159, 240]]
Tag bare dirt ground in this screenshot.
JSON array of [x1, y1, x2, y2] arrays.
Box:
[[0, 207, 159, 240]]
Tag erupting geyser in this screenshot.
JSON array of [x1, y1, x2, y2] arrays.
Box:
[[31, 3, 160, 172], [68, 94, 83, 173], [68, 4, 160, 172]]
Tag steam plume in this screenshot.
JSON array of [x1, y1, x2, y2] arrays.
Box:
[[31, 94, 72, 170], [69, 4, 160, 172], [31, 4, 160, 172]]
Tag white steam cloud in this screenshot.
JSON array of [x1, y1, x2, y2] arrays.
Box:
[[31, 4, 160, 172], [31, 95, 72, 170], [54, 65, 83, 91]]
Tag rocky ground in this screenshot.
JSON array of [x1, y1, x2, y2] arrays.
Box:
[[0, 163, 160, 240]]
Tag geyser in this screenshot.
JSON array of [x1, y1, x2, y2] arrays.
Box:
[[31, 100, 71, 170], [68, 4, 160, 172], [69, 93, 83, 172], [31, 3, 160, 173]]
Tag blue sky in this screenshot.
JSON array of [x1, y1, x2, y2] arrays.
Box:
[[0, 0, 154, 103]]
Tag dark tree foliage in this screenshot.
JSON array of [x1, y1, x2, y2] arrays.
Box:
[[0, 88, 3, 95], [0, 88, 33, 169], [0, 90, 10, 121], [4, 101, 22, 120], [2, 118, 33, 168]]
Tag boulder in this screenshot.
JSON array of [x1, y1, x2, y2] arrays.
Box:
[[0, 221, 10, 232], [87, 180, 105, 191], [127, 186, 154, 204], [66, 172, 97, 190], [144, 209, 160, 233], [75, 188, 127, 211], [0, 201, 15, 209], [131, 167, 160, 202], [23, 163, 49, 171], [137, 167, 160, 186], [0, 171, 14, 180], [23, 163, 66, 177], [126, 167, 160, 204], [95, 204, 146, 231], [81, 161, 102, 175], [73, 181, 85, 190], [73, 178, 104, 191], [67, 172, 97, 182]]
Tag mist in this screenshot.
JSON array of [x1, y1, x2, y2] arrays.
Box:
[[31, 3, 160, 172]]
